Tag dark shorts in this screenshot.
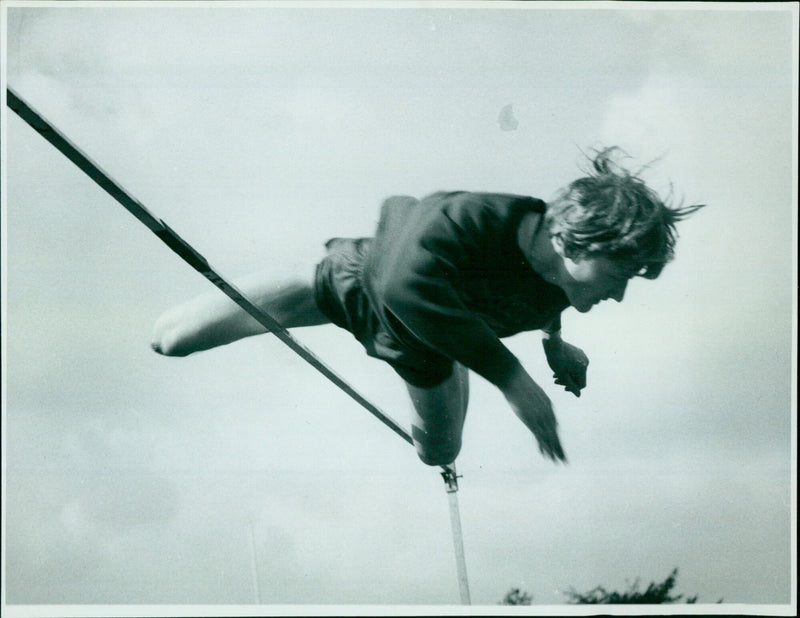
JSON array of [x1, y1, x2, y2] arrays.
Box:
[[314, 237, 453, 387]]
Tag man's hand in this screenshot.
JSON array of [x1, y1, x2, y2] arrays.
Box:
[[502, 365, 567, 463], [542, 335, 589, 397]]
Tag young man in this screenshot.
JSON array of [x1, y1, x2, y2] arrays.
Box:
[[151, 147, 703, 466]]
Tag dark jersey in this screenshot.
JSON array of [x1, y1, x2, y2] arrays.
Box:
[[362, 191, 569, 388]]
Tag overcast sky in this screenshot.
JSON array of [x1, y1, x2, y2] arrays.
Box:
[[2, 2, 797, 614]]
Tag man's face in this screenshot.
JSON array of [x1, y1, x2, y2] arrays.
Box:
[[558, 253, 635, 313]]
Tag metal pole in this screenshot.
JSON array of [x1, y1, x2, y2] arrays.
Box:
[[7, 86, 473, 605]]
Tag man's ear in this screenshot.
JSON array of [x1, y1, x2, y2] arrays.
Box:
[[551, 234, 568, 258]]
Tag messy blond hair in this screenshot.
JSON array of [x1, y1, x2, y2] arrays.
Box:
[[545, 147, 705, 279]]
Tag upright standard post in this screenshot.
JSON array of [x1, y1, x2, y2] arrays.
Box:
[[7, 86, 472, 605], [442, 465, 471, 605]]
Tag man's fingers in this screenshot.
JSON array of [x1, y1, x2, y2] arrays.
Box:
[[555, 372, 581, 396], [553, 372, 573, 386], [569, 366, 587, 389], [553, 432, 566, 460], [540, 436, 567, 463], [533, 418, 567, 463]]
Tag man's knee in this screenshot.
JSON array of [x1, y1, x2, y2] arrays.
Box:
[[412, 428, 462, 467], [406, 369, 468, 467], [415, 445, 461, 467]]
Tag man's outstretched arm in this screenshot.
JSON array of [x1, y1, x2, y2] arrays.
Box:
[[501, 363, 566, 462]]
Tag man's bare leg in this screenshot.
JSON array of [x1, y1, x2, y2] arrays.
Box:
[[151, 268, 329, 357], [406, 363, 469, 466]]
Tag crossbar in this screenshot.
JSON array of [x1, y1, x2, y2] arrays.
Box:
[[7, 86, 413, 446], [7, 86, 471, 604]]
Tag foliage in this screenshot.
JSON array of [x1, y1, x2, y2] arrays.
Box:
[[499, 587, 533, 605], [564, 568, 699, 604], [501, 568, 715, 605]]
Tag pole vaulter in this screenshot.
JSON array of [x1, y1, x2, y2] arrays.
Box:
[[6, 86, 471, 605]]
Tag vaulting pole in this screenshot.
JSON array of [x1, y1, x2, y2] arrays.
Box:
[[6, 86, 471, 605]]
